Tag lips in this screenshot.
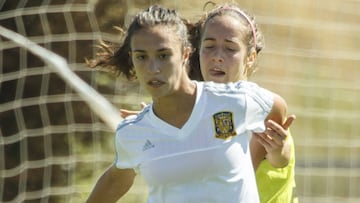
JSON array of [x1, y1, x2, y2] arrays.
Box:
[[209, 67, 225, 77], [147, 79, 165, 88]]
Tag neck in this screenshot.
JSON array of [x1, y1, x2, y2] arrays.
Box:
[[152, 78, 196, 128]]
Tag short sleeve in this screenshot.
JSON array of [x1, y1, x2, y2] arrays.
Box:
[[244, 83, 274, 133], [113, 107, 151, 170], [114, 131, 135, 169]]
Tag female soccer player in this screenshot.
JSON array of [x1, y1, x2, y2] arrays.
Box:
[[188, 3, 297, 202], [86, 5, 287, 203]]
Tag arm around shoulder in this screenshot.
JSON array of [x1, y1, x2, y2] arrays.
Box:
[[264, 93, 291, 168], [250, 93, 290, 169], [267, 93, 287, 125], [86, 164, 136, 203]]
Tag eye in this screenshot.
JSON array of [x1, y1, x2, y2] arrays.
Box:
[[203, 43, 215, 49], [225, 42, 241, 52], [159, 53, 170, 60], [134, 54, 146, 61], [202, 40, 216, 49], [204, 45, 215, 49], [226, 47, 236, 52]]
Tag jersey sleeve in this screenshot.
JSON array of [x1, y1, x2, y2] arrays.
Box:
[[114, 130, 135, 169], [113, 107, 151, 170], [244, 82, 274, 133]]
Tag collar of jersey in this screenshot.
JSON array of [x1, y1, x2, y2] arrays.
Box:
[[147, 81, 205, 137]]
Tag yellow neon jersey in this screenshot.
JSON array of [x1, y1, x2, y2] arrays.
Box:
[[255, 132, 298, 203]]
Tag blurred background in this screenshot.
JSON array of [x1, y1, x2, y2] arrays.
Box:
[[1, 0, 359, 202]]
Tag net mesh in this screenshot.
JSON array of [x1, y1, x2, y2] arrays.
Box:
[[1, 0, 360, 203]]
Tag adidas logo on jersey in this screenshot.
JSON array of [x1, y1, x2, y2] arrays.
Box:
[[142, 139, 155, 151]]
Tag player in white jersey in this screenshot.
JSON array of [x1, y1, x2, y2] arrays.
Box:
[[86, 5, 287, 203], [116, 81, 272, 203]]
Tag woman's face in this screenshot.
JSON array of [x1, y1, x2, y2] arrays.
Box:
[[199, 15, 249, 83], [130, 25, 189, 99]]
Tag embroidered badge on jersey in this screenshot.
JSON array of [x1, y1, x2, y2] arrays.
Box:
[[213, 111, 237, 139]]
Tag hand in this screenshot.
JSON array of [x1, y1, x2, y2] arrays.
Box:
[[120, 102, 147, 118], [253, 114, 296, 167]]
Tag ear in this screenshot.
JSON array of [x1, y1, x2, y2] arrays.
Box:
[[184, 46, 191, 59], [182, 46, 191, 64], [246, 51, 257, 67], [244, 51, 258, 77]]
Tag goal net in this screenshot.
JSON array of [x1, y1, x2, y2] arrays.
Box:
[[0, 0, 147, 202], [1, 0, 359, 203]]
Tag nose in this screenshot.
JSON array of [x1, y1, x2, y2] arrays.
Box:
[[147, 59, 161, 74], [211, 48, 224, 63]]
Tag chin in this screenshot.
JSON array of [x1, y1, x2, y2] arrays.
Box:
[[210, 77, 226, 84]]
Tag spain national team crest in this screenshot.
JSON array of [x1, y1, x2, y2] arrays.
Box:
[[213, 111, 237, 139]]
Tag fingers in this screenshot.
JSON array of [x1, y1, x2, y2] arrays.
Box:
[[255, 119, 291, 147], [120, 109, 139, 118], [266, 120, 287, 140], [282, 114, 296, 130], [120, 109, 128, 118], [253, 131, 285, 156], [254, 132, 277, 144], [253, 132, 276, 150], [265, 128, 286, 143], [120, 102, 147, 118], [253, 114, 296, 160], [266, 114, 296, 131], [266, 114, 296, 137], [140, 102, 147, 108]]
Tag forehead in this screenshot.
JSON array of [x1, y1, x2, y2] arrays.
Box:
[[203, 15, 246, 39], [131, 25, 181, 51]]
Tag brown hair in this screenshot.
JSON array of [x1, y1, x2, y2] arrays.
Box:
[[187, 2, 265, 80], [86, 5, 191, 81]]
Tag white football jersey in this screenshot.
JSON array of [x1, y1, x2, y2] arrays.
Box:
[[115, 81, 273, 203]]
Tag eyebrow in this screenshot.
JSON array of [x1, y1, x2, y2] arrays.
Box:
[[132, 48, 172, 52], [203, 37, 238, 44], [203, 37, 216, 42]]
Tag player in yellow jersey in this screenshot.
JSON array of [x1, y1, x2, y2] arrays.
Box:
[[187, 3, 298, 203]]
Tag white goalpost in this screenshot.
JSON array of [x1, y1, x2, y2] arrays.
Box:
[[0, 1, 147, 202], [0, 25, 122, 131]]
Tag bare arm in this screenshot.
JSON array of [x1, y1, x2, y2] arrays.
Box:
[[86, 164, 136, 203], [266, 93, 287, 125], [250, 94, 294, 169]]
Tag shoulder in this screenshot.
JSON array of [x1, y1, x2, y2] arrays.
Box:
[[198, 81, 275, 108], [116, 105, 151, 132], [267, 93, 287, 124], [201, 80, 239, 93], [201, 80, 268, 95]]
